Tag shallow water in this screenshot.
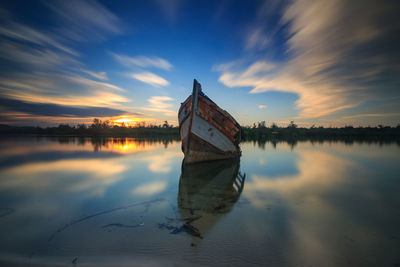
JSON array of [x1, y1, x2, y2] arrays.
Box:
[[0, 137, 399, 266]]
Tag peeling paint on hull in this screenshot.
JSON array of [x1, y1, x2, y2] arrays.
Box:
[[178, 79, 242, 164]]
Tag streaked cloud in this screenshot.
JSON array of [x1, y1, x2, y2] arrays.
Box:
[[0, 73, 130, 107], [141, 96, 175, 116], [0, 41, 80, 70], [81, 70, 108, 80], [342, 113, 400, 119], [65, 75, 123, 91], [246, 27, 269, 50], [148, 96, 174, 109], [132, 181, 167, 196], [216, 0, 400, 121], [111, 53, 173, 70], [0, 96, 128, 117], [258, 105, 267, 109], [0, 3, 134, 125], [44, 0, 122, 41], [1, 0, 398, 127], [0, 19, 79, 56], [130, 72, 169, 87]]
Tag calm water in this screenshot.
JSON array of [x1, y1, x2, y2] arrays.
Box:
[[0, 137, 399, 266]]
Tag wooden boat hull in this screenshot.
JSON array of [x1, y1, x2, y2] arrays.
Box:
[[178, 80, 242, 164]]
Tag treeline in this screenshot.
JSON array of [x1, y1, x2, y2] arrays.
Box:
[[0, 119, 180, 137], [1, 119, 399, 141], [242, 121, 400, 142]]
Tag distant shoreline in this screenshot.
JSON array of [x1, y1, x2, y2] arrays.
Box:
[[1, 124, 399, 142]]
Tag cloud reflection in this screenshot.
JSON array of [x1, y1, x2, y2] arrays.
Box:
[[244, 148, 351, 207], [239, 141, 398, 266], [145, 151, 182, 173], [132, 181, 167, 196], [0, 158, 126, 198]]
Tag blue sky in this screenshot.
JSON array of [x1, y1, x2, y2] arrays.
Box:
[[0, 0, 399, 127]]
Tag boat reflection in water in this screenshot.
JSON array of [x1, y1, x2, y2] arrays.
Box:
[[177, 159, 245, 243]]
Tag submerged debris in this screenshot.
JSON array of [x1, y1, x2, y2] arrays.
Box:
[[48, 198, 164, 242], [182, 223, 202, 238], [157, 216, 203, 239]]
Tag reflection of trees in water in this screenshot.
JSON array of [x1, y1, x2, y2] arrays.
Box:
[[253, 137, 400, 150], [49, 136, 180, 151]]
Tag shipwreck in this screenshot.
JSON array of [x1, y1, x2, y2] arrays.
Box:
[[178, 79, 242, 163]]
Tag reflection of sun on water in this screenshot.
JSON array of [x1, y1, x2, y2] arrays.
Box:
[[112, 141, 139, 153]]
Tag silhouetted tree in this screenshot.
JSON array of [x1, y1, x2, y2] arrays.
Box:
[[257, 121, 266, 128], [287, 121, 297, 129]]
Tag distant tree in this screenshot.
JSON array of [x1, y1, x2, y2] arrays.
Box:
[[271, 122, 278, 129], [287, 120, 297, 129], [102, 120, 110, 129], [91, 118, 101, 129], [163, 120, 169, 128], [77, 124, 87, 130], [137, 121, 146, 128], [90, 118, 110, 129], [257, 121, 266, 128]]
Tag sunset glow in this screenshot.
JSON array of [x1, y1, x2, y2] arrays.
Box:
[[0, 0, 398, 127]]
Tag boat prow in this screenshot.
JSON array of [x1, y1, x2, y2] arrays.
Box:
[[178, 79, 242, 164]]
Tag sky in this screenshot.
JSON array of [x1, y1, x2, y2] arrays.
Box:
[[0, 0, 399, 127]]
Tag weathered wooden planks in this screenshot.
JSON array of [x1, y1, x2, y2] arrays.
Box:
[[178, 79, 241, 163]]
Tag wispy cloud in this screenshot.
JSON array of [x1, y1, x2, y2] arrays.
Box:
[[111, 53, 173, 70], [144, 150, 182, 173], [216, 0, 400, 120], [140, 96, 175, 116], [148, 96, 174, 109], [0, 96, 128, 117], [0, 20, 79, 56], [258, 105, 267, 109], [0, 72, 129, 107], [0, 41, 80, 70], [44, 0, 122, 41], [130, 72, 169, 87], [246, 27, 270, 50], [0, 3, 134, 125], [66, 75, 123, 91], [81, 70, 108, 80]]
